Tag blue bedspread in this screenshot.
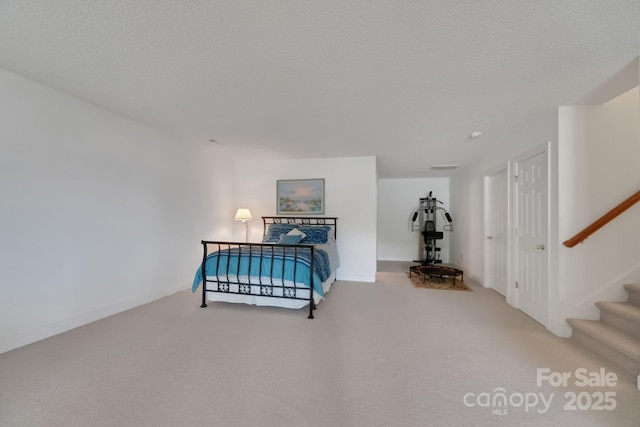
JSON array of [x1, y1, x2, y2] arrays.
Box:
[[192, 246, 331, 297]]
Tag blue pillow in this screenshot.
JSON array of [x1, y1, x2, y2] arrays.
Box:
[[277, 234, 303, 245], [263, 224, 298, 242], [298, 226, 331, 244]]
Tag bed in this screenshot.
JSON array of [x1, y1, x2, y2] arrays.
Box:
[[192, 216, 339, 318]]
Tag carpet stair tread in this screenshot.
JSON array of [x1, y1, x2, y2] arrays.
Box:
[[624, 283, 640, 293], [624, 283, 640, 307], [567, 319, 640, 361], [596, 301, 640, 323]]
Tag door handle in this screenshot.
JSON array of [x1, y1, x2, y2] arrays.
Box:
[[536, 244, 545, 250], [487, 236, 493, 240]]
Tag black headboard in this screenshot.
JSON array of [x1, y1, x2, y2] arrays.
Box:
[[262, 216, 338, 239]]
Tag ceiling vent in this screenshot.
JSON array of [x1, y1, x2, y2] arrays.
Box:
[[430, 165, 459, 170]]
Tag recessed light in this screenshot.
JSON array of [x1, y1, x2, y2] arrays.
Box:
[[469, 131, 483, 139]]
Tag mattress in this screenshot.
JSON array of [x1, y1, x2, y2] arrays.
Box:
[[204, 269, 336, 308]]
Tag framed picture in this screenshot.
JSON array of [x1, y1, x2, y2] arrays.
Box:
[[277, 179, 325, 215]]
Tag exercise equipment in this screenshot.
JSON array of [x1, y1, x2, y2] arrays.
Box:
[[411, 192, 453, 264]]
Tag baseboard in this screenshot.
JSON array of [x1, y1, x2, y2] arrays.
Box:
[[337, 274, 376, 283], [0, 283, 189, 355], [466, 274, 485, 287], [547, 320, 572, 338]]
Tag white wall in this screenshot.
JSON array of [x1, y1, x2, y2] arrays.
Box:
[[450, 109, 562, 331], [450, 83, 640, 338], [450, 108, 560, 284], [234, 156, 377, 282], [377, 178, 451, 262], [0, 68, 234, 353], [451, 108, 561, 332], [558, 87, 640, 321]]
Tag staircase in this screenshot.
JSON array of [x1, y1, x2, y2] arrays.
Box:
[[568, 283, 640, 391]]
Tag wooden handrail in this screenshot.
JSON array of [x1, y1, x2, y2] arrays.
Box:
[[563, 191, 640, 248]]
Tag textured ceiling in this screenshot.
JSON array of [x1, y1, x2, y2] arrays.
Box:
[[1, 1, 639, 177]]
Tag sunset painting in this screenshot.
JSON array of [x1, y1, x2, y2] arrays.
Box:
[[277, 179, 324, 214]]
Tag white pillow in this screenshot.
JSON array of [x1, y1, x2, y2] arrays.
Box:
[[327, 225, 337, 246], [287, 228, 307, 239]]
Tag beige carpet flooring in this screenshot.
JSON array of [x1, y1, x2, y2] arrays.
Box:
[[0, 261, 638, 427]]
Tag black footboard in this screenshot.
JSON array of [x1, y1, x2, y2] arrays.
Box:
[[200, 241, 317, 319]]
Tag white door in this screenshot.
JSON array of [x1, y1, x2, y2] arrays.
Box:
[[487, 169, 509, 297], [515, 150, 548, 325]]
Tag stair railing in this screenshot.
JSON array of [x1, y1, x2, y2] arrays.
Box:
[[563, 190, 640, 248]]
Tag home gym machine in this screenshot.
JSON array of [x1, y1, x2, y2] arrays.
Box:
[[411, 192, 453, 264]]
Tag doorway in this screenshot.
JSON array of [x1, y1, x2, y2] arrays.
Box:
[[484, 146, 550, 326], [484, 166, 509, 297], [514, 149, 549, 325]]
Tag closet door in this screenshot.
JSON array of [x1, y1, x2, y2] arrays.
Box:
[[486, 168, 509, 297], [515, 150, 548, 326]]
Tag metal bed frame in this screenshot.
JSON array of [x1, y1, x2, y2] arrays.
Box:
[[200, 216, 338, 318]]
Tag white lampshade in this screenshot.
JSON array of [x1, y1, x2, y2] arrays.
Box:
[[234, 208, 253, 222]]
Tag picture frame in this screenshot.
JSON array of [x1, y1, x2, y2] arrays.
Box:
[[277, 179, 325, 215]]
